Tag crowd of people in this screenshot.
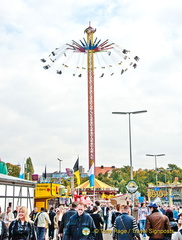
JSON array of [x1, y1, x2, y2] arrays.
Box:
[[0, 201, 182, 239]]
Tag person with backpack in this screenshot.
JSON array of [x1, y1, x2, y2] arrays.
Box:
[[34, 207, 51, 240]]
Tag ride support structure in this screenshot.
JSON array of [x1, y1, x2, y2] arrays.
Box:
[[84, 25, 96, 169]]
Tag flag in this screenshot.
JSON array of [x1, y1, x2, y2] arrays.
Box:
[[88, 163, 95, 187], [73, 158, 80, 185], [43, 165, 47, 179], [19, 162, 25, 179]]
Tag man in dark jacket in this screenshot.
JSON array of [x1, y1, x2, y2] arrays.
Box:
[[113, 205, 140, 240], [146, 202, 171, 240], [63, 202, 96, 240], [111, 204, 122, 226], [29, 207, 38, 222], [0, 220, 8, 240], [101, 203, 110, 230], [59, 202, 77, 238]]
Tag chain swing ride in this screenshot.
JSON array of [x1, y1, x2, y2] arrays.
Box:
[[41, 23, 139, 170]]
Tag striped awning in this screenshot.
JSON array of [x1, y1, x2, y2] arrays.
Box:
[[77, 178, 118, 191]]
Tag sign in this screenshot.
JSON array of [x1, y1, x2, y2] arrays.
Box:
[[126, 180, 138, 194], [147, 189, 168, 198], [35, 183, 61, 197]]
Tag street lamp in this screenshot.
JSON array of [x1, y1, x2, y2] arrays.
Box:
[[112, 110, 147, 180], [57, 158, 63, 173], [146, 154, 165, 185], [57, 158, 63, 185]]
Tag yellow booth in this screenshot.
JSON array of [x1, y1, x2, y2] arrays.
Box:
[[34, 183, 69, 211]]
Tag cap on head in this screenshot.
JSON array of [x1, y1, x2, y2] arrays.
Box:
[[148, 202, 158, 208]]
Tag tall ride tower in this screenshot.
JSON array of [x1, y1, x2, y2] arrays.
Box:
[[41, 24, 139, 170], [84, 25, 96, 169]]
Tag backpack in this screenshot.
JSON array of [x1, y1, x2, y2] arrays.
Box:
[[34, 212, 41, 227]]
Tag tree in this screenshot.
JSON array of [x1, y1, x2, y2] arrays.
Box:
[[6, 163, 20, 177], [24, 157, 34, 180]]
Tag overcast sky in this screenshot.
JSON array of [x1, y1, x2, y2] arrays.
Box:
[[1, 0, 182, 175]]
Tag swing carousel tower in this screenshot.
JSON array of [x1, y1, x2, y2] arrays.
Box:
[[41, 23, 139, 170], [85, 25, 96, 169]]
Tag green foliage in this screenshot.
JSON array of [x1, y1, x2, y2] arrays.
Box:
[[24, 157, 34, 180], [96, 164, 182, 197], [6, 163, 20, 177]]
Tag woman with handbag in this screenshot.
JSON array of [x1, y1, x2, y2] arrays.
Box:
[[9, 206, 37, 240]]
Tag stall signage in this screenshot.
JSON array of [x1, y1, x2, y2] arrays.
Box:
[[126, 180, 138, 194]]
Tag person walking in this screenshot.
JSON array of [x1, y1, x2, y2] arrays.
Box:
[[101, 203, 110, 230], [29, 207, 38, 222], [95, 201, 103, 219], [54, 206, 65, 240], [12, 206, 20, 219], [90, 206, 104, 240], [1, 207, 14, 228], [8, 206, 37, 240], [146, 202, 171, 240], [59, 202, 77, 239], [165, 208, 179, 240], [0, 219, 8, 240], [138, 203, 148, 239], [63, 202, 96, 240], [34, 207, 51, 240], [113, 204, 140, 240], [48, 207, 56, 240], [111, 204, 122, 227]]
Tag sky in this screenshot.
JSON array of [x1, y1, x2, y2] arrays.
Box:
[[0, 0, 182, 176]]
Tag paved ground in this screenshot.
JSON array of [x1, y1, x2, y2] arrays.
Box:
[[103, 231, 113, 240], [102, 231, 149, 240]]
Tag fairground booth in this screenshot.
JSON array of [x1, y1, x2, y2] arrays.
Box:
[[75, 178, 118, 202]]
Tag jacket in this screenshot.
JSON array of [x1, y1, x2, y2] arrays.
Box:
[[113, 212, 140, 240], [0, 220, 8, 240], [34, 212, 51, 228], [63, 212, 96, 240], [111, 211, 121, 226], [101, 207, 109, 217], [59, 209, 77, 234], [53, 212, 63, 229], [146, 210, 171, 239], [9, 219, 37, 240]]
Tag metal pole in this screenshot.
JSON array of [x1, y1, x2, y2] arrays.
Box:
[[155, 155, 158, 185], [146, 154, 165, 186], [57, 158, 63, 173], [128, 113, 133, 180]]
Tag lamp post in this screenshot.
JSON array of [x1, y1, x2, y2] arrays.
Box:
[[146, 154, 165, 185], [57, 158, 63, 184], [57, 158, 63, 173], [112, 110, 147, 181]]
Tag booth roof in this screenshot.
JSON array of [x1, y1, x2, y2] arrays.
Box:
[[0, 173, 36, 187], [77, 178, 118, 190]]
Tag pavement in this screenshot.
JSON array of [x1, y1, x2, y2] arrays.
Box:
[[103, 231, 113, 240], [102, 231, 149, 240]]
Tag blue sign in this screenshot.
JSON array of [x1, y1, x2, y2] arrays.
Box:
[[138, 196, 144, 203]]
